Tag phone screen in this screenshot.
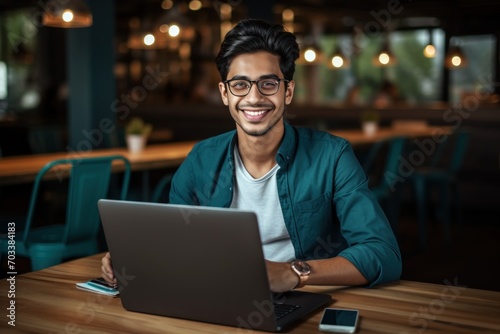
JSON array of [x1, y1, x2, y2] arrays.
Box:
[[319, 308, 359, 332]]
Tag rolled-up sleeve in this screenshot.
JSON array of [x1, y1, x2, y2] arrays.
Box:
[[333, 142, 402, 286]]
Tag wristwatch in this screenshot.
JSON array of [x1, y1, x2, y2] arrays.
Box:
[[290, 260, 311, 289]]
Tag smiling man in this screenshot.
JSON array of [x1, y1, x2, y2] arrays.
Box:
[[221, 52, 292, 138], [102, 19, 401, 292]]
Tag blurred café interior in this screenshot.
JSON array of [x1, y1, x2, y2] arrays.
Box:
[[0, 0, 499, 290]]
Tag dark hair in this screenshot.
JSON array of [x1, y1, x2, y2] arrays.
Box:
[[215, 19, 299, 81]]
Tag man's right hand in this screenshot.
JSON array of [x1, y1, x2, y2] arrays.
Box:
[[101, 252, 117, 286]]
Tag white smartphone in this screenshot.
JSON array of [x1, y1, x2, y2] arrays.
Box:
[[318, 308, 359, 333]]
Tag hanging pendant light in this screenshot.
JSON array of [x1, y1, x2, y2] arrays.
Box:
[[372, 30, 397, 67], [297, 39, 323, 65], [372, 41, 397, 67], [297, 21, 324, 66], [423, 44, 437, 58], [328, 45, 349, 69], [303, 45, 321, 64], [423, 29, 436, 58], [42, 0, 93, 28], [445, 41, 468, 69]]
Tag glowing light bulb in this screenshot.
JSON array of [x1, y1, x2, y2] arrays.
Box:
[[168, 24, 180, 37], [331, 56, 344, 68], [423, 44, 436, 58], [143, 34, 155, 46], [62, 10, 74, 22], [451, 56, 462, 67], [378, 52, 390, 65], [304, 49, 317, 62]]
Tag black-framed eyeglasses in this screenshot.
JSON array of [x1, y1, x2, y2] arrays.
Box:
[[224, 78, 289, 97]]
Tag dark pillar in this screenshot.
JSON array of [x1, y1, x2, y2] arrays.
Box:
[[441, 31, 450, 102], [66, 0, 115, 150], [495, 31, 500, 95]]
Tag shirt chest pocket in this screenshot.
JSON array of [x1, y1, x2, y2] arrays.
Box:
[[293, 192, 333, 237]]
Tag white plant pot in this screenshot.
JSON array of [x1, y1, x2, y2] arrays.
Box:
[[126, 135, 146, 153], [362, 121, 378, 136]]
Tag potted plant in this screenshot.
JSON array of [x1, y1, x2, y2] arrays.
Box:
[[125, 117, 153, 153], [360, 110, 379, 136]]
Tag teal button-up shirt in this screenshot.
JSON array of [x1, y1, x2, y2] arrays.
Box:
[[170, 122, 402, 287]]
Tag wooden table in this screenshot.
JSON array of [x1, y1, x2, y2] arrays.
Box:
[[1, 253, 499, 333], [330, 125, 452, 146], [0, 141, 197, 186], [0, 126, 451, 186]]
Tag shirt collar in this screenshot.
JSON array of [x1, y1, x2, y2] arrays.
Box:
[[228, 121, 297, 168], [276, 122, 296, 167]]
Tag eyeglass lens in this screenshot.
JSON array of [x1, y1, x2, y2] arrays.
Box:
[[227, 79, 281, 96]]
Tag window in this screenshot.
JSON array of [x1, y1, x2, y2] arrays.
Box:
[[0, 8, 40, 112], [292, 29, 495, 106], [448, 35, 496, 104]]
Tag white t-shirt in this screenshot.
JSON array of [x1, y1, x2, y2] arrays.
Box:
[[230, 148, 295, 262]]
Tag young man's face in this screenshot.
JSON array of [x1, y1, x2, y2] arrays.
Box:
[[219, 51, 295, 138]]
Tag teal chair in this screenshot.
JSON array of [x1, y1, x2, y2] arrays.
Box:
[[151, 173, 174, 202], [0, 155, 131, 271], [362, 137, 407, 235], [408, 130, 469, 250]]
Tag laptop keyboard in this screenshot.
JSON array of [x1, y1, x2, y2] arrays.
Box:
[[273, 303, 301, 320]]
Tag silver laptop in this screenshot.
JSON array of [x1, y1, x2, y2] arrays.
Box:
[[98, 199, 331, 332]]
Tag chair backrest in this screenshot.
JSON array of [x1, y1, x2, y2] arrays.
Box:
[[381, 137, 407, 192], [22, 155, 131, 243], [363, 137, 407, 190], [361, 140, 385, 175], [427, 130, 469, 174], [447, 130, 469, 174], [151, 173, 174, 203]]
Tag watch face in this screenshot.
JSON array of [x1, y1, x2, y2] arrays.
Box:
[[293, 260, 311, 275]]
